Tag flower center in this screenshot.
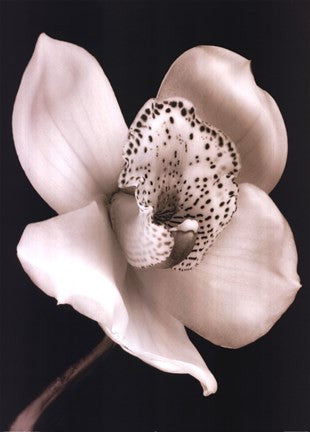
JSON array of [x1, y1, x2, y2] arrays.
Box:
[[110, 98, 240, 271]]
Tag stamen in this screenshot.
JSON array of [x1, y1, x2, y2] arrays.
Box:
[[115, 97, 241, 270], [155, 220, 199, 269]]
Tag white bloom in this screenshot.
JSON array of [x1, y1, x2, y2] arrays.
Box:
[[13, 34, 300, 396]]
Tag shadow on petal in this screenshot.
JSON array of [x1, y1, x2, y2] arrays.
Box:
[[17, 200, 217, 395], [136, 183, 300, 348], [158, 46, 287, 193]]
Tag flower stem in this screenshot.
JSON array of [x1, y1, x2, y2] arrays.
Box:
[[9, 335, 115, 431]]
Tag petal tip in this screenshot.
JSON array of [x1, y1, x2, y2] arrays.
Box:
[[37, 32, 49, 42], [202, 376, 218, 397], [56, 298, 66, 306], [16, 225, 28, 262], [35, 33, 54, 53]]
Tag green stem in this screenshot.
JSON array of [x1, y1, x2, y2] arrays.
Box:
[[10, 336, 115, 431]]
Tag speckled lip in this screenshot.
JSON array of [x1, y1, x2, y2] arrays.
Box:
[[114, 97, 241, 270]]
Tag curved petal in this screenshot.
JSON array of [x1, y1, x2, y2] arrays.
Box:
[[17, 202, 217, 395], [108, 269, 217, 396], [17, 201, 129, 332], [135, 183, 300, 348], [13, 34, 128, 214], [157, 46, 287, 193]]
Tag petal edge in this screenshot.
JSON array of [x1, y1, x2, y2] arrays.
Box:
[[158, 46, 287, 193], [13, 34, 128, 213], [136, 183, 300, 348]]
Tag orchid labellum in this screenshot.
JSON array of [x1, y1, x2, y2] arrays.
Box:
[[13, 34, 300, 397]]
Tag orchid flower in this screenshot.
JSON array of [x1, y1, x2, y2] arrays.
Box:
[[13, 34, 300, 397]]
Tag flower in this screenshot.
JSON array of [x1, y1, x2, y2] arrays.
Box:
[[13, 34, 300, 396]]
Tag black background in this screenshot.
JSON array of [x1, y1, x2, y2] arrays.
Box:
[[1, 1, 310, 431]]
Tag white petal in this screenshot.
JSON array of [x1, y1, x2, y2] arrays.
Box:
[[135, 183, 300, 348], [107, 269, 217, 396], [17, 202, 217, 395], [157, 46, 287, 193], [13, 34, 128, 214], [17, 201, 129, 332]]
